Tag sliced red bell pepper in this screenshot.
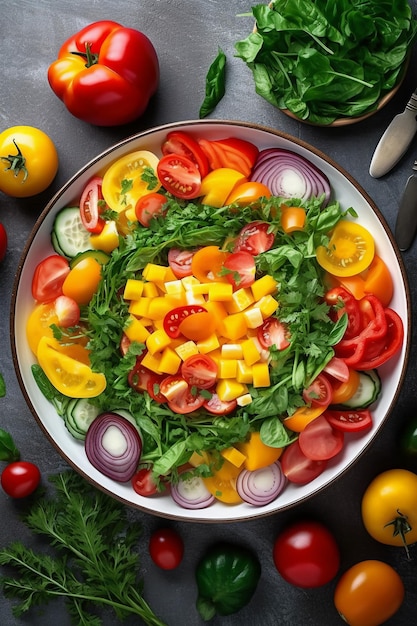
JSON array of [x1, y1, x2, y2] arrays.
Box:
[[198, 137, 259, 177], [353, 308, 404, 370]]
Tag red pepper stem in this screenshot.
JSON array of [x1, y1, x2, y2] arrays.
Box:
[[71, 42, 99, 68], [1, 139, 28, 181], [384, 509, 412, 560]]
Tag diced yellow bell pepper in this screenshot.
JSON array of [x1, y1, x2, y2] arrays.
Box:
[[142, 263, 168, 283], [252, 362, 270, 387], [123, 279, 144, 301], [237, 393, 253, 407], [257, 295, 279, 318], [175, 340, 199, 361], [147, 296, 178, 320], [220, 446, 246, 468], [241, 337, 261, 366], [143, 282, 159, 298], [243, 306, 264, 329], [208, 282, 233, 302], [90, 220, 119, 254], [185, 291, 206, 305], [221, 312, 247, 340], [197, 333, 220, 354], [216, 379, 248, 401], [141, 351, 162, 374], [236, 360, 253, 384], [221, 343, 244, 359], [182, 275, 201, 290], [159, 346, 182, 375], [251, 275, 278, 300], [164, 280, 185, 296], [129, 298, 151, 318], [146, 328, 171, 355], [218, 359, 238, 379], [204, 300, 228, 328], [225, 288, 254, 313], [124, 315, 150, 343]]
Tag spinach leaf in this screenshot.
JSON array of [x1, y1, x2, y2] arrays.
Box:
[[199, 48, 226, 118]]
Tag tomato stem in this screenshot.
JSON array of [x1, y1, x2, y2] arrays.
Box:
[[384, 509, 412, 560], [71, 43, 99, 68], [1, 139, 28, 181]]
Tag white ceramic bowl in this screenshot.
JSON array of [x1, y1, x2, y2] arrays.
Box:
[[11, 120, 411, 522]]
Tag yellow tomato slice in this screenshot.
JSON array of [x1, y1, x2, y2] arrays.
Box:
[[101, 150, 161, 213], [26, 302, 59, 355], [283, 405, 326, 432], [200, 168, 246, 207], [203, 459, 243, 504], [37, 336, 106, 398], [316, 220, 375, 277], [62, 257, 102, 306], [191, 246, 230, 283]]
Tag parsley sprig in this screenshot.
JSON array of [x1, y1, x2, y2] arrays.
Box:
[[0, 471, 167, 626]]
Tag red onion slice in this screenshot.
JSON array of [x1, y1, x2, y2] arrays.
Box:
[[236, 461, 287, 506], [85, 412, 142, 482], [251, 148, 331, 205], [171, 472, 215, 509]]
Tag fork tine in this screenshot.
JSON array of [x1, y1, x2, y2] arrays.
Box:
[[413, 160, 417, 170]]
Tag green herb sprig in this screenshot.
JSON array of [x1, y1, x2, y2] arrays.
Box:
[[0, 471, 167, 626]]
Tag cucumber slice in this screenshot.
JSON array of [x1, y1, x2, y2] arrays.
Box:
[[64, 398, 101, 440], [52, 207, 92, 259], [340, 370, 381, 409], [70, 249, 110, 269]]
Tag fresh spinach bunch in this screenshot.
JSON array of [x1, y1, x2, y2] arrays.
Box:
[[235, 0, 417, 124]]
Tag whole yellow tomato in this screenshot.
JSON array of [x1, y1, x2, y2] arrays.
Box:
[[0, 126, 58, 197], [334, 560, 404, 626], [361, 468, 417, 558]]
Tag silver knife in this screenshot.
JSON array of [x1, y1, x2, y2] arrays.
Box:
[[369, 88, 417, 178], [395, 161, 417, 251]]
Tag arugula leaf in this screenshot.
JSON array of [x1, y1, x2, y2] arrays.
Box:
[[199, 48, 226, 118], [235, 0, 417, 124], [0, 471, 167, 626]]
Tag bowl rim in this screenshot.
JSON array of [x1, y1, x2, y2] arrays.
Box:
[[10, 118, 412, 522]]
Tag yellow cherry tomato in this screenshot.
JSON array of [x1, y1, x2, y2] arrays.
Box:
[[26, 302, 59, 355], [62, 257, 102, 306], [200, 168, 246, 207], [334, 560, 404, 626], [361, 469, 417, 555], [203, 458, 243, 504], [101, 150, 160, 213], [316, 220, 375, 277], [0, 126, 58, 197], [37, 336, 106, 398], [280, 204, 307, 234], [283, 405, 326, 432]]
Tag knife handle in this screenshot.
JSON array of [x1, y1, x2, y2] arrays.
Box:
[[395, 174, 417, 251], [406, 92, 417, 112]]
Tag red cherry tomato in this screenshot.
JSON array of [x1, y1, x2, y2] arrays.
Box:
[[223, 251, 256, 289], [302, 373, 333, 408], [280, 440, 327, 485], [325, 408, 373, 433], [79, 176, 106, 233], [181, 354, 218, 389], [325, 286, 362, 340], [203, 392, 237, 415], [1, 461, 41, 498], [157, 154, 201, 199], [131, 467, 159, 496], [0, 223, 7, 261], [257, 317, 290, 350], [31, 254, 71, 303], [298, 414, 344, 461], [168, 248, 196, 278], [135, 192, 168, 227], [149, 527, 184, 570], [159, 376, 205, 414], [128, 360, 153, 392], [162, 131, 209, 178], [146, 373, 166, 403], [273, 520, 340, 588], [233, 221, 275, 255]]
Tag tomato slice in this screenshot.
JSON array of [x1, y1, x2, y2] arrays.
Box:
[[131, 467, 159, 496], [157, 153, 202, 199], [281, 440, 328, 485], [128, 360, 154, 392], [222, 251, 256, 289], [181, 354, 218, 389], [162, 131, 210, 178], [325, 286, 362, 340], [233, 221, 275, 255], [329, 368, 360, 405], [325, 409, 373, 433], [298, 414, 344, 461], [146, 374, 166, 403], [31, 254, 70, 303], [160, 376, 205, 414], [316, 220, 375, 277], [203, 392, 237, 415], [135, 192, 168, 227], [257, 317, 290, 350], [54, 295, 80, 328], [168, 248, 196, 278], [302, 373, 333, 408], [79, 176, 106, 234], [163, 305, 207, 339]]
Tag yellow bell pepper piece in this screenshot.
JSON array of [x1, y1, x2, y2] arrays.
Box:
[[236, 432, 282, 471], [90, 220, 119, 253], [124, 315, 150, 343], [251, 274, 278, 300]]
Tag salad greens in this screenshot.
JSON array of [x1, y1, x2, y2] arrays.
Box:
[[235, 0, 417, 125], [36, 192, 350, 479], [199, 48, 227, 118], [0, 471, 167, 626]]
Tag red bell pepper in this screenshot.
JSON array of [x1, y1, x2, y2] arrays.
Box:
[[352, 308, 404, 370], [198, 137, 259, 177], [48, 21, 159, 126]]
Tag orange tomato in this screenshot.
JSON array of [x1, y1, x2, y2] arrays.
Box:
[[280, 204, 306, 233], [283, 405, 326, 432], [330, 368, 360, 405], [191, 246, 230, 283], [225, 181, 271, 206], [62, 257, 102, 306], [178, 311, 216, 341], [334, 560, 404, 626]]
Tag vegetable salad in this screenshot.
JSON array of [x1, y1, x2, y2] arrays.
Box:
[[27, 129, 404, 509]]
